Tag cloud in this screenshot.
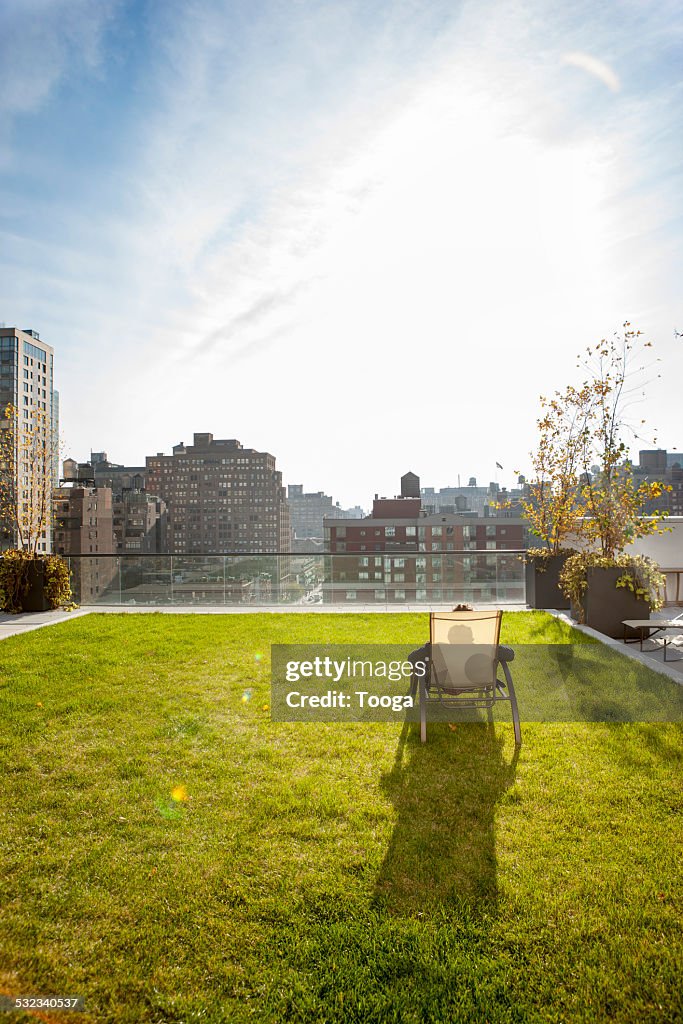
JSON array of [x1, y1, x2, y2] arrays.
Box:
[[2, 0, 682, 503], [1, 0, 116, 112], [195, 286, 304, 355], [562, 51, 621, 93], [0, 0, 117, 164]]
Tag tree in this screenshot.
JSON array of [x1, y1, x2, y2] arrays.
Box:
[[517, 382, 594, 554], [574, 324, 670, 559], [518, 322, 670, 561], [0, 403, 57, 556]]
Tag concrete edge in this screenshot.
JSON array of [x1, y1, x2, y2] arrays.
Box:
[[0, 607, 92, 639], [547, 609, 683, 687]]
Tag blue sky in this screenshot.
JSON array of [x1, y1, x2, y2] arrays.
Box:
[[1, 0, 682, 507]]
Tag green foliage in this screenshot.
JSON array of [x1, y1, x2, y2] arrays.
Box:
[[559, 550, 665, 613], [44, 554, 74, 609], [0, 549, 72, 613]]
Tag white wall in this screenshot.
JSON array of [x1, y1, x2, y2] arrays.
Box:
[[562, 518, 683, 605], [626, 517, 683, 567]]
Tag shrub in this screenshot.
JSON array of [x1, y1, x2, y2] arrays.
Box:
[[0, 549, 73, 613], [559, 551, 665, 616]]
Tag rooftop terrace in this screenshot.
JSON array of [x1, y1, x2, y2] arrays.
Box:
[[0, 609, 681, 1022]]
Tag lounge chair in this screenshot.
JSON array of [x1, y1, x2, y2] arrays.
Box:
[[412, 609, 521, 745]]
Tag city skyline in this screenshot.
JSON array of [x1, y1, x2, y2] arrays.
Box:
[[1, 1, 682, 507]]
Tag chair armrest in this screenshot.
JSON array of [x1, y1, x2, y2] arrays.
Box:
[[497, 645, 515, 663]]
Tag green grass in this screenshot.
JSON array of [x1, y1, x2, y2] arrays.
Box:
[[0, 611, 681, 1024]]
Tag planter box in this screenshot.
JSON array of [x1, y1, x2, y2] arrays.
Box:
[[22, 560, 51, 613], [525, 555, 570, 610], [573, 566, 650, 639]]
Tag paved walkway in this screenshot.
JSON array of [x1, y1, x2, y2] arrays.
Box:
[[551, 608, 683, 684], [0, 607, 91, 640]]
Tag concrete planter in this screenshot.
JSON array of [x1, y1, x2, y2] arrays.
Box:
[[572, 566, 650, 639], [525, 554, 571, 610]]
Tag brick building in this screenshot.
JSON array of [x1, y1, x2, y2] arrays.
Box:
[[113, 490, 167, 553], [53, 484, 116, 602], [146, 433, 290, 554], [323, 475, 526, 604]]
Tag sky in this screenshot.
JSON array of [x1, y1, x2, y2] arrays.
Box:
[[1, 0, 682, 509]]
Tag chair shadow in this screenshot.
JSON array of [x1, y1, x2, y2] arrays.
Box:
[[373, 721, 518, 919]]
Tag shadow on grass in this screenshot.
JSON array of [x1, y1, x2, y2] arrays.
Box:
[[258, 722, 521, 1022], [500, 645, 683, 723], [597, 720, 683, 771], [373, 721, 518, 919]]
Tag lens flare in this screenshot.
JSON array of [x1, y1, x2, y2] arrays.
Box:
[[155, 799, 182, 820], [241, 688, 253, 703]]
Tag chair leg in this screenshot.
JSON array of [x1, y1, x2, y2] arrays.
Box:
[[420, 677, 427, 744], [502, 661, 522, 746]]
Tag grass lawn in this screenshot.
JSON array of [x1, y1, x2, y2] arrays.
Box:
[[0, 611, 681, 1024]]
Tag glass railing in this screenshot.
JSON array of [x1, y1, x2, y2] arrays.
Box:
[[63, 551, 527, 607]]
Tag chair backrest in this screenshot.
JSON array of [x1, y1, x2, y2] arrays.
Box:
[[429, 610, 502, 690]]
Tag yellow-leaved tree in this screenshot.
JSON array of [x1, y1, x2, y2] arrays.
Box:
[[518, 382, 594, 555], [0, 402, 57, 555], [575, 324, 670, 559]]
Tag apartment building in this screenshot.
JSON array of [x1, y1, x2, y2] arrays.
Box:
[[146, 433, 291, 554], [287, 484, 337, 540], [0, 327, 57, 552], [113, 490, 167, 553], [53, 483, 116, 601], [632, 449, 683, 516], [91, 453, 147, 493], [323, 475, 526, 604]]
